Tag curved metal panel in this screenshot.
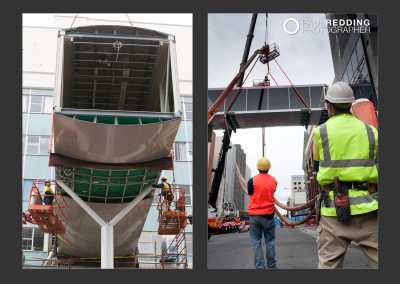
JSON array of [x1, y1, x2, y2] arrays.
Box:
[[53, 114, 181, 163], [59, 196, 153, 257]]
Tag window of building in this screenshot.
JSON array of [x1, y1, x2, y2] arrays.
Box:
[[294, 187, 297, 190], [182, 102, 192, 121], [22, 227, 44, 251], [23, 135, 50, 155], [173, 142, 192, 161], [355, 38, 364, 63], [350, 52, 359, 80], [22, 89, 53, 114], [178, 184, 191, 206], [173, 142, 187, 161], [187, 142, 193, 161], [342, 66, 350, 83], [23, 179, 35, 201]]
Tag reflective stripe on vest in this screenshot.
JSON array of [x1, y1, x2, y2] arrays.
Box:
[[318, 122, 376, 168], [314, 114, 378, 186], [321, 189, 378, 216]]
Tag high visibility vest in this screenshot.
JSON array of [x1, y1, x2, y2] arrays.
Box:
[[248, 173, 277, 215], [162, 182, 170, 192], [313, 113, 378, 216], [43, 186, 53, 194]]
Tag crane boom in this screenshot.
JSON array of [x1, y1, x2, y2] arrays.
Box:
[[208, 45, 270, 124]]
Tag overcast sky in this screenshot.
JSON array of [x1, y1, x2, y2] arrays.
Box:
[[22, 13, 192, 27], [208, 13, 335, 212]]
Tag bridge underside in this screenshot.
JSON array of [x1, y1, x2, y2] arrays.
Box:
[[211, 108, 326, 129], [208, 84, 328, 130], [208, 84, 374, 130]]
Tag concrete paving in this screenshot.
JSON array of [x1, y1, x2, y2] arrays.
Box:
[[207, 226, 371, 269]]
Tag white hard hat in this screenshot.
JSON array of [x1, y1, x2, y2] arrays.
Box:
[[324, 82, 355, 104]]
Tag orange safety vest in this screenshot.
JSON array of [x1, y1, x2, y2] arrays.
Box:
[[248, 173, 277, 215]]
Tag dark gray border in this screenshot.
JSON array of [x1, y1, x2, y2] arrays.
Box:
[[4, 1, 397, 283]]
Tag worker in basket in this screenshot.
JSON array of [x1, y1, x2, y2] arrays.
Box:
[[313, 82, 378, 269], [263, 75, 270, 86], [176, 195, 185, 212], [241, 157, 277, 269], [152, 176, 174, 211], [43, 180, 54, 206]]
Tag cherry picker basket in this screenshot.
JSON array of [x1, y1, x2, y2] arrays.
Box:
[[157, 187, 187, 235], [26, 181, 68, 234], [259, 43, 280, 64]]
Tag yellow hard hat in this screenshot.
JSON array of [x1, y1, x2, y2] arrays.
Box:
[[161, 176, 167, 180], [257, 157, 271, 171]]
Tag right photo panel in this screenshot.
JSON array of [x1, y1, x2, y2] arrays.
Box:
[[207, 13, 378, 269]]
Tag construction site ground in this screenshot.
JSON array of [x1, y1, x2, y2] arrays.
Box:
[[207, 226, 371, 269]]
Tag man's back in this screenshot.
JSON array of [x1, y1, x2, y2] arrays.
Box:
[[248, 173, 277, 215], [314, 113, 378, 185]]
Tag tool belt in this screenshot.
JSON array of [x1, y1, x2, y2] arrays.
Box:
[[321, 178, 378, 223], [322, 181, 377, 194]]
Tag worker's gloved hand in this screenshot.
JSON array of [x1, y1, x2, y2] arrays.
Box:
[[152, 184, 157, 187]]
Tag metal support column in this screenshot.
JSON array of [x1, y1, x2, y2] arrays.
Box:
[[101, 225, 114, 269]]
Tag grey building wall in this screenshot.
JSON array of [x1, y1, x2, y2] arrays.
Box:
[[234, 144, 246, 212], [214, 140, 250, 212], [222, 142, 236, 204]]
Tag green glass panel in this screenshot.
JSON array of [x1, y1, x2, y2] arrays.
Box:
[[97, 116, 115, 124], [141, 117, 160, 124], [75, 168, 92, 175], [107, 185, 124, 197], [111, 170, 129, 177], [91, 184, 107, 197], [92, 177, 109, 182], [127, 177, 143, 183], [118, 117, 139, 125], [75, 116, 94, 122], [92, 169, 110, 176], [128, 169, 145, 176]]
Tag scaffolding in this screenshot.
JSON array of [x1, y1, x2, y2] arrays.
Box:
[[157, 187, 188, 268]]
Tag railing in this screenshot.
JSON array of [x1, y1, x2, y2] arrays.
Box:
[[23, 254, 191, 269], [156, 187, 186, 216], [27, 181, 69, 234]]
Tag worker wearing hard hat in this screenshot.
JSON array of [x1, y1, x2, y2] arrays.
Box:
[[240, 157, 277, 269], [313, 82, 378, 269], [152, 176, 174, 211], [43, 180, 54, 205]]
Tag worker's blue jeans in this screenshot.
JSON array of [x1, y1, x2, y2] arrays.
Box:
[[249, 215, 277, 269]]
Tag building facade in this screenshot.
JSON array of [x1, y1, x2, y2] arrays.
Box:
[[22, 14, 192, 267], [208, 134, 250, 213], [326, 13, 378, 107], [290, 175, 306, 207], [303, 14, 378, 203]]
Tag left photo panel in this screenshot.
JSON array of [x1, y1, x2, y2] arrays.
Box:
[[22, 13, 193, 269]]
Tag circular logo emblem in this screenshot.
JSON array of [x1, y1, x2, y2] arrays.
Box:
[[283, 18, 300, 35]]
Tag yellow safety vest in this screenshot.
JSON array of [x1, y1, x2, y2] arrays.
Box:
[[43, 186, 53, 194], [313, 113, 378, 216], [162, 182, 170, 192]]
